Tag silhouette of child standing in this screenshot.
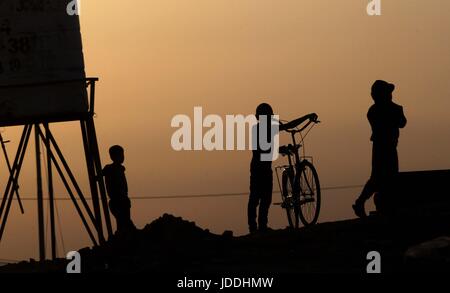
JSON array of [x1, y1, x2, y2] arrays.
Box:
[[353, 80, 407, 217], [248, 103, 274, 234], [103, 145, 136, 234]]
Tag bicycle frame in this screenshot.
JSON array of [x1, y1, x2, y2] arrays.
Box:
[[286, 132, 305, 198], [289, 130, 303, 169], [276, 121, 317, 200], [275, 120, 321, 227]]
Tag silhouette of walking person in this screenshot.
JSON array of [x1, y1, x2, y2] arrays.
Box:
[[353, 80, 407, 218], [103, 145, 136, 235], [248, 103, 317, 233]]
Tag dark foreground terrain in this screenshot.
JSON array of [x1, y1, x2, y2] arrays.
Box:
[[1, 203, 450, 273]]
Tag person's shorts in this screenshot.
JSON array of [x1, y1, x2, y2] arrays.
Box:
[[250, 169, 273, 195]]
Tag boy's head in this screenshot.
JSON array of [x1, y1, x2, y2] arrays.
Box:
[[109, 145, 124, 164], [371, 80, 395, 104], [255, 103, 273, 120]]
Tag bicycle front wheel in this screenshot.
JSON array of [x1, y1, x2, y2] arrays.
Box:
[[298, 160, 321, 226], [282, 169, 299, 229]]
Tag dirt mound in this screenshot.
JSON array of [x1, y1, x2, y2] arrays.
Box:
[[140, 214, 217, 243], [1, 211, 450, 273]]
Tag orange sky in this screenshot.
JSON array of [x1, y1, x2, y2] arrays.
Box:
[[1, 0, 450, 261]]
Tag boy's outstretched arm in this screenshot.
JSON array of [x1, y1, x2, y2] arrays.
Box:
[[279, 113, 318, 131]]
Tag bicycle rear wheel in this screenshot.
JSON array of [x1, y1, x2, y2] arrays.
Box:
[[298, 160, 321, 226], [282, 169, 299, 229]]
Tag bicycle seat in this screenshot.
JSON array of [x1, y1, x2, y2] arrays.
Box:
[[285, 128, 301, 134]]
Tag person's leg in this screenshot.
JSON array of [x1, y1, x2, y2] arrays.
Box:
[[116, 207, 128, 233], [258, 173, 273, 231], [247, 195, 259, 233], [393, 148, 399, 173], [258, 194, 272, 231], [358, 179, 376, 202], [373, 146, 399, 213], [385, 146, 399, 176], [354, 142, 387, 217], [248, 174, 259, 233], [353, 177, 376, 218], [114, 198, 132, 234], [109, 200, 123, 233], [124, 198, 136, 231]]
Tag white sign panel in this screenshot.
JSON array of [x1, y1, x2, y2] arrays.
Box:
[[0, 0, 87, 126]]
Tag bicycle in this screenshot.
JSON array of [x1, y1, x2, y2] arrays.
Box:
[[275, 119, 321, 228]]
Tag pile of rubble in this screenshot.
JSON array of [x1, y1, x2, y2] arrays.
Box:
[[1, 212, 450, 273]]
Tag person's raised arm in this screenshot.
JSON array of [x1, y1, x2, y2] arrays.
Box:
[[279, 113, 318, 131]]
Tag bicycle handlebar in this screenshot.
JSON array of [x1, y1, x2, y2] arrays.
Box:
[[284, 120, 320, 134]]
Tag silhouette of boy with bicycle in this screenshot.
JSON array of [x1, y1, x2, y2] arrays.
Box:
[[248, 103, 318, 233]]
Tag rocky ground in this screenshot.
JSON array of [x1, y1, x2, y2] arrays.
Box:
[[1, 203, 450, 273]]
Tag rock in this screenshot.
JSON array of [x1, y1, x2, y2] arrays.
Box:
[[222, 230, 233, 238], [405, 236, 450, 262]]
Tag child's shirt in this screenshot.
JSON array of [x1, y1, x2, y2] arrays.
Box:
[[103, 163, 129, 200], [367, 101, 407, 146], [250, 122, 273, 174]]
